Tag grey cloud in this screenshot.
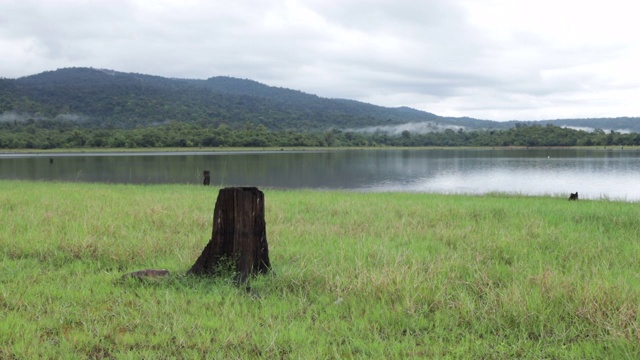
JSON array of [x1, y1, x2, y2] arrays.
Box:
[[1, 0, 639, 121]]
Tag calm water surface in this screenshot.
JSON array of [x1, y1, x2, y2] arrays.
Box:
[[2, 149, 640, 201]]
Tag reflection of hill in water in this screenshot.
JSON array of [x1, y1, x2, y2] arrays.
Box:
[[2, 149, 640, 201]]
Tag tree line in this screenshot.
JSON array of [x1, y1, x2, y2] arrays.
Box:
[[1, 119, 639, 149]]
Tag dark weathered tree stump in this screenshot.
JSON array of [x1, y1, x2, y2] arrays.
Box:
[[188, 187, 271, 283], [203, 170, 211, 186]]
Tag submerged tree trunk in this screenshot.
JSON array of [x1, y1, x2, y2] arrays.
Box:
[[188, 187, 271, 283]]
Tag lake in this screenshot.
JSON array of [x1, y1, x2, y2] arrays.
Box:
[[2, 148, 640, 201]]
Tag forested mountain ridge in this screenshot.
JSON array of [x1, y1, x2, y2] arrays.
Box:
[[1, 67, 448, 130], [1, 67, 639, 133]]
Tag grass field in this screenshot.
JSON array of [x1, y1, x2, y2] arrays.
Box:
[[1, 180, 640, 358]]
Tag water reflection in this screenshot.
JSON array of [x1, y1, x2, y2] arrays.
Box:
[[363, 151, 640, 201], [1, 149, 640, 201]]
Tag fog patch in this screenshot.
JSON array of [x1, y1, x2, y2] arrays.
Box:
[[561, 125, 632, 134], [0, 111, 89, 123], [55, 113, 90, 123], [348, 121, 465, 135], [0, 111, 26, 122]]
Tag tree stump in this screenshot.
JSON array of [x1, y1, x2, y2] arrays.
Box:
[[188, 187, 271, 283]]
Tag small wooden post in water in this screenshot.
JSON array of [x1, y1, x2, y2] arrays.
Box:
[[188, 187, 271, 283]]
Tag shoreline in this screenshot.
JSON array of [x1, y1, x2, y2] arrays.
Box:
[[0, 145, 635, 156]]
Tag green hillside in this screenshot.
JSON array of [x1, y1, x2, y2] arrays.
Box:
[[2, 67, 639, 133], [2, 68, 446, 130]]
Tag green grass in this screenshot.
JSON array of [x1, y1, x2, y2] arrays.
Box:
[[1, 180, 640, 358]]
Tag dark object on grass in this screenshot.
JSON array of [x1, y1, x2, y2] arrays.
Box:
[[188, 187, 271, 284], [203, 170, 211, 186], [569, 192, 579, 201], [122, 269, 170, 280], [49, 158, 53, 164]]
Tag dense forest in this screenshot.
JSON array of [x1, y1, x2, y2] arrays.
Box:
[[1, 119, 638, 149], [2, 67, 640, 149], [0, 67, 454, 131]]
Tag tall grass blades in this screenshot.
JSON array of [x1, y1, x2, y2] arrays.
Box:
[[1, 180, 640, 358]]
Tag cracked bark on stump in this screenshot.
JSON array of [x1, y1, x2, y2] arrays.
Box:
[[188, 187, 271, 283]]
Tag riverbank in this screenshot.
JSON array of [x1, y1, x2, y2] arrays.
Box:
[[2, 181, 639, 358], [0, 145, 637, 155]]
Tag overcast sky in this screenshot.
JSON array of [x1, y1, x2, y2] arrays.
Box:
[[1, 0, 639, 121]]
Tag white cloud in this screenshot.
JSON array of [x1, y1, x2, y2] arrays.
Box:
[[1, 0, 640, 121]]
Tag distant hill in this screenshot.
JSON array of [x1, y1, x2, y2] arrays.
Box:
[[1, 67, 639, 132]]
